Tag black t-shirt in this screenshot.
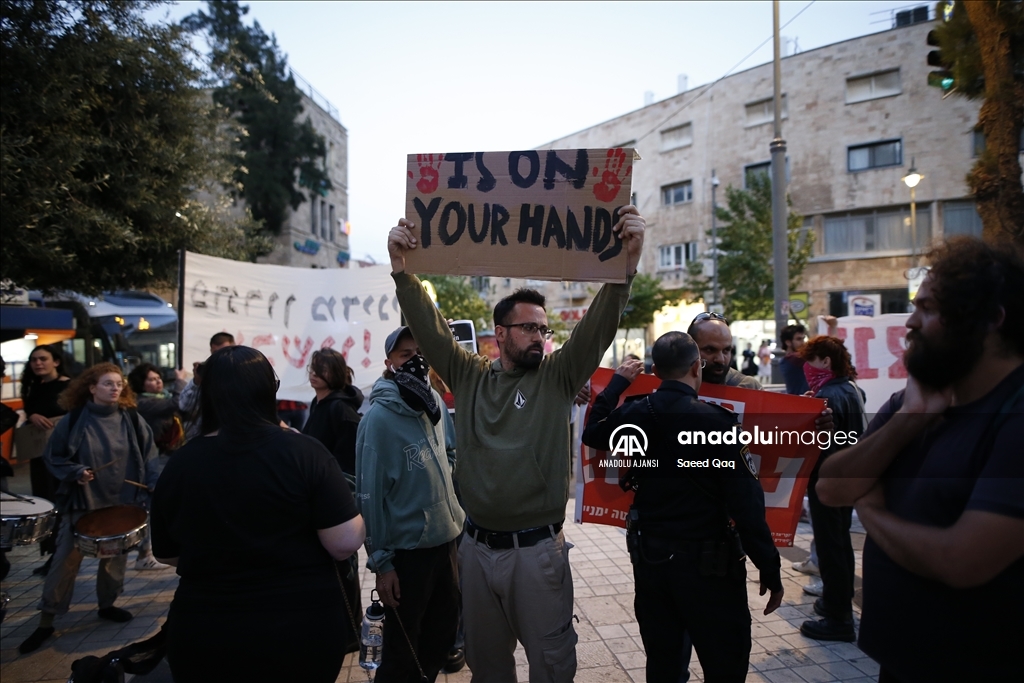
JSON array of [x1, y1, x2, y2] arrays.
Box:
[[151, 427, 358, 611], [858, 364, 1024, 682]]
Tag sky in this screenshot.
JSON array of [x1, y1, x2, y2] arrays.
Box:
[[151, 0, 922, 263]]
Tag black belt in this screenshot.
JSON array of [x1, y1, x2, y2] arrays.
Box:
[[466, 520, 562, 550]]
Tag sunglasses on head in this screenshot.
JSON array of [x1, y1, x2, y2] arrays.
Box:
[[691, 311, 729, 325]]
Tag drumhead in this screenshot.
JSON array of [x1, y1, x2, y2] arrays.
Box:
[[0, 495, 56, 518], [75, 505, 148, 538]]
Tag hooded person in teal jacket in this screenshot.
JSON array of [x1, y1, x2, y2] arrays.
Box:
[[356, 326, 464, 682]]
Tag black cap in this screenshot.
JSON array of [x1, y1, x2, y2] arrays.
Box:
[[384, 326, 414, 356]]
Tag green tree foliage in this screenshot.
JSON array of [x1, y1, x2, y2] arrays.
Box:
[[618, 273, 687, 340], [687, 173, 813, 321], [0, 0, 258, 294], [429, 276, 491, 330], [931, 0, 1024, 243], [184, 1, 331, 236]]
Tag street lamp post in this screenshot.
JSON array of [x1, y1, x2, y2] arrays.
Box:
[[711, 170, 719, 310], [902, 158, 923, 263]]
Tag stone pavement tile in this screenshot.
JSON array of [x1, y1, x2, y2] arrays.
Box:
[[756, 635, 797, 653], [790, 663, 838, 682], [614, 649, 648, 671], [586, 574, 612, 586], [515, 662, 529, 682], [590, 558, 617, 568], [763, 619, 796, 636], [849, 657, 880, 677], [590, 583, 625, 597], [763, 667, 811, 683], [800, 646, 845, 665], [576, 639, 618, 669], [575, 586, 596, 598], [782, 632, 823, 650], [627, 668, 646, 683], [575, 619, 602, 643], [603, 637, 638, 654], [751, 650, 796, 672], [823, 641, 866, 661], [817, 659, 869, 680], [595, 623, 629, 640], [577, 596, 633, 626], [577, 566, 605, 578]]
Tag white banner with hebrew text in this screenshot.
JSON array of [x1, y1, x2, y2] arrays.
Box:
[[183, 252, 397, 401]]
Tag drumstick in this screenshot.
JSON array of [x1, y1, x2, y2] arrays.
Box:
[[90, 460, 118, 473], [0, 491, 37, 504], [123, 479, 149, 490]]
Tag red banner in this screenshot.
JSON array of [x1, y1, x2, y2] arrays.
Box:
[[574, 368, 825, 547]]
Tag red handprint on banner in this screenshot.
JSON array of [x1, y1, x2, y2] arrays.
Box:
[[321, 336, 336, 350], [408, 154, 443, 194], [341, 336, 355, 359], [592, 148, 632, 202], [282, 336, 314, 368], [363, 330, 372, 353]]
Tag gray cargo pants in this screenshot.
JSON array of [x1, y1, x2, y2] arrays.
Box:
[[459, 528, 577, 683]]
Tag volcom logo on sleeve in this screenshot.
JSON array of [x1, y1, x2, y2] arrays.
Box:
[[514, 390, 527, 409]]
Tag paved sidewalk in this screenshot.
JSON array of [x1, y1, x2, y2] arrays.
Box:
[[2, 490, 877, 682]]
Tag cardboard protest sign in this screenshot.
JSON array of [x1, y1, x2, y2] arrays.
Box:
[[574, 368, 825, 547], [404, 149, 636, 283]]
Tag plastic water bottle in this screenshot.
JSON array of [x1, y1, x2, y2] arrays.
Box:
[[359, 591, 385, 671]]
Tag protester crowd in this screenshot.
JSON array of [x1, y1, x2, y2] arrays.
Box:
[[2, 230, 1020, 683]]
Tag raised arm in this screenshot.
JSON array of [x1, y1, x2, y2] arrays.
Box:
[[388, 218, 478, 390]]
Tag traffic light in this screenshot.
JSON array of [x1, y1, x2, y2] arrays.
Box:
[[927, 29, 955, 92]]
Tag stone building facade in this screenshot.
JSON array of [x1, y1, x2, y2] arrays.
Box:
[[504, 13, 982, 330], [257, 76, 350, 269]]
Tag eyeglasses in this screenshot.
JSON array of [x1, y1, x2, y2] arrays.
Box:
[[502, 322, 555, 339], [691, 312, 729, 325], [692, 358, 707, 369]]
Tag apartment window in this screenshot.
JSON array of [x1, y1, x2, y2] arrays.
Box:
[[320, 200, 327, 239], [311, 198, 317, 234], [743, 159, 789, 188], [658, 242, 698, 270], [660, 123, 693, 152], [823, 205, 930, 255], [848, 139, 902, 172], [943, 201, 983, 238], [662, 181, 693, 206], [846, 69, 901, 104], [745, 95, 787, 127], [328, 205, 336, 242], [973, 129, 986, 158]]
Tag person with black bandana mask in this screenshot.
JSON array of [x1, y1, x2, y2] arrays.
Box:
[[356, 326, 465, 682]]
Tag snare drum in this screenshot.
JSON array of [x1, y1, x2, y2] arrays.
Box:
[[0, 494, 57, 550], [74, 505, 148, 558]]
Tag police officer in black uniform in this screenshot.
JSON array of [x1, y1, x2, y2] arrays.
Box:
[[582, 331, 783, 683]]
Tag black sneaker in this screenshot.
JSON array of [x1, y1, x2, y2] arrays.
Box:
[[800, 617, 856, 642], [97, 606, 133, 623], [443, 647, 466, 674], [19, 626, 55, 654], [32, 557, 53, 576]]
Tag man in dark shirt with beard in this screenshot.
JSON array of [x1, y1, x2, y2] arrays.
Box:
[[817, 237, 1024, 682]]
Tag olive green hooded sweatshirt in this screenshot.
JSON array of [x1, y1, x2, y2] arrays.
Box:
[[394, 271, 632, 531]]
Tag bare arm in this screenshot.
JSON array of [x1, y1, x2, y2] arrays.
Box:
[[817, 378, 950, 507], [317, 515, 367, 562], [855, 485, 1024, 588]]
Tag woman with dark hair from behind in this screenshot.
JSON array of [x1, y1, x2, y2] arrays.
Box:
[[796, 336, 867, 644], [16, 344, 71, 575], [151, 346, 365, 683], [301, 347, 364, 653]]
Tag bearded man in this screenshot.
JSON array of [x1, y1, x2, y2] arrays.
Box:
[[816, 236, 1024, 682], [386, 206, 646, 682]]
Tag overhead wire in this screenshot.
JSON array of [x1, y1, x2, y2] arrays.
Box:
[[635, 1, 817, 144]]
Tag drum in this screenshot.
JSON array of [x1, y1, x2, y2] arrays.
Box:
[[74, 505, 148, 558], [0, 494, 57, 550]]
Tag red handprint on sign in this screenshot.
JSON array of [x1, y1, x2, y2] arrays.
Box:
[[592, 148, 632, 202], [363, 330, 371, 353], [341, 336, 355, 359], [408, 154, 443, 194], [282, 336, 315, 368]]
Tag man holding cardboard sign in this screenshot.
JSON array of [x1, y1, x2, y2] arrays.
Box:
[[387, 187, 644, 682]]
